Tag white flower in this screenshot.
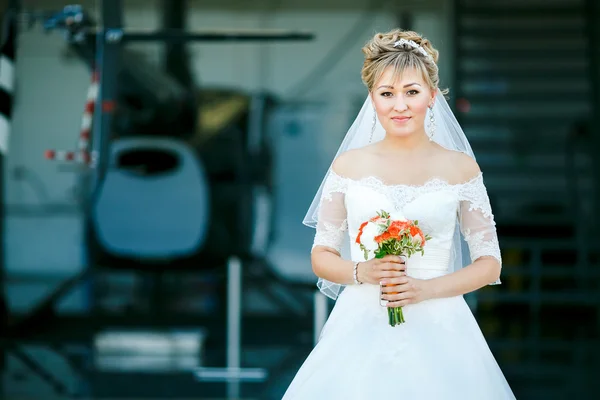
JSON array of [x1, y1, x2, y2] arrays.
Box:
[[360, 222, 381, 251], [411, 232, 423, 245], [389, 211, 407, 222]]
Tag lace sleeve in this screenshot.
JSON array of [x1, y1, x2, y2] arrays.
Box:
[[312, 172, 348, 253], [458, 173, 502, 284]]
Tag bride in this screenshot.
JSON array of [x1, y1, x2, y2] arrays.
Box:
[[282, 30, 516, 399]]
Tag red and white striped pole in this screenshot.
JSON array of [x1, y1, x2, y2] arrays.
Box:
[[45, 70, 99, 165]]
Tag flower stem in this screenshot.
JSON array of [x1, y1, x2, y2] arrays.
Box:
[[397, 307, 405, 323], [388, 306, 405, 326]]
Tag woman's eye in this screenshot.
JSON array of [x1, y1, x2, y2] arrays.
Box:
[[381, 92, 393, 97], [407, 90, 419, 96]]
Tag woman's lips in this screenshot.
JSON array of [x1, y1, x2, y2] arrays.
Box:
[[392, 116, 411, 123]]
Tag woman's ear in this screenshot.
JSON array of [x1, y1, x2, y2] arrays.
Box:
[[429, 89, 437, 108]]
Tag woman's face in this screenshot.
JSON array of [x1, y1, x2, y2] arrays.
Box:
[[370, 66, 435, 139]]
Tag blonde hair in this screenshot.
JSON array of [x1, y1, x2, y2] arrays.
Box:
[[361, 29, 445, 94]]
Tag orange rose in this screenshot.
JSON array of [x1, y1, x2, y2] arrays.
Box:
[[356, 221, 369, 244], [375, 232, 392, 243], [370, 216, 386, 224], [387, 220, 407, 239], [392, 220, 409, 228], [391, 220, 409, 231], [409, 225, 426, 246], [387, 225, 400, 238]]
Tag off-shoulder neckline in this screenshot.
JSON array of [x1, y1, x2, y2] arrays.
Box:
[[328, 170, 483, 189]]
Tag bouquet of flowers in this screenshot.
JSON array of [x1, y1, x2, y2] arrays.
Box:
[[356, 210, 431, 327]]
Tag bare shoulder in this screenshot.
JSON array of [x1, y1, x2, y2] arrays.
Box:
[[450, 151, 481, 181], [432, 145, 481, 183], [331, 147, 373, 178]]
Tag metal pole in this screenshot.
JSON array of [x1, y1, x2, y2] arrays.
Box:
[[161, 0, 194, 87], [194, 256, 267, 390], [91, 0, 122, 190], [313, 291, 328, 345], [227, 256, 242, 399], [79, 28, 314, 43], [85, 0, 122, 317], [89, 0, 123, 298], [0, 3, 19, 395]]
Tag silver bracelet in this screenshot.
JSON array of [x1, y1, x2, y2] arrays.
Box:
[[353, 262, 363, 285]]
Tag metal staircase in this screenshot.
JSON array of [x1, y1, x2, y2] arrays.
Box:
[[453, 0, 600, 398]]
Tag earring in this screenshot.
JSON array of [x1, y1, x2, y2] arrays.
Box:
[[369, 106, 377, 143], [426, 104, 436, 141]]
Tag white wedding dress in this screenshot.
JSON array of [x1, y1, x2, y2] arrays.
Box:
[[283, 170, 516, 400]]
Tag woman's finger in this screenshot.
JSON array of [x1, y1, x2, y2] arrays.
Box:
[[378, 262, 406, 272], [382, 291, 413, 302], [380, 276, 409, 286], [386, 299, 412, 308], [379, 255, 405, 264], [381, 284, 411, 296], [381, 281, 412, 293], [380, 279, 409, 291], [377, 270, 405, 280]]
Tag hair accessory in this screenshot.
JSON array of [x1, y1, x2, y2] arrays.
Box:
[[393, 39, 432, 61]]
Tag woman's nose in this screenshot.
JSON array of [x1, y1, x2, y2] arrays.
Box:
[[393, 98, 408, 112]]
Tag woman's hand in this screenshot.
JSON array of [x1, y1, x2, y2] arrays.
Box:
[[380, 276, 432, 307], [356, 255, 406, 285]]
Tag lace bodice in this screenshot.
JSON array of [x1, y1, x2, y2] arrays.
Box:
[[312, 170, 502, 292]]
